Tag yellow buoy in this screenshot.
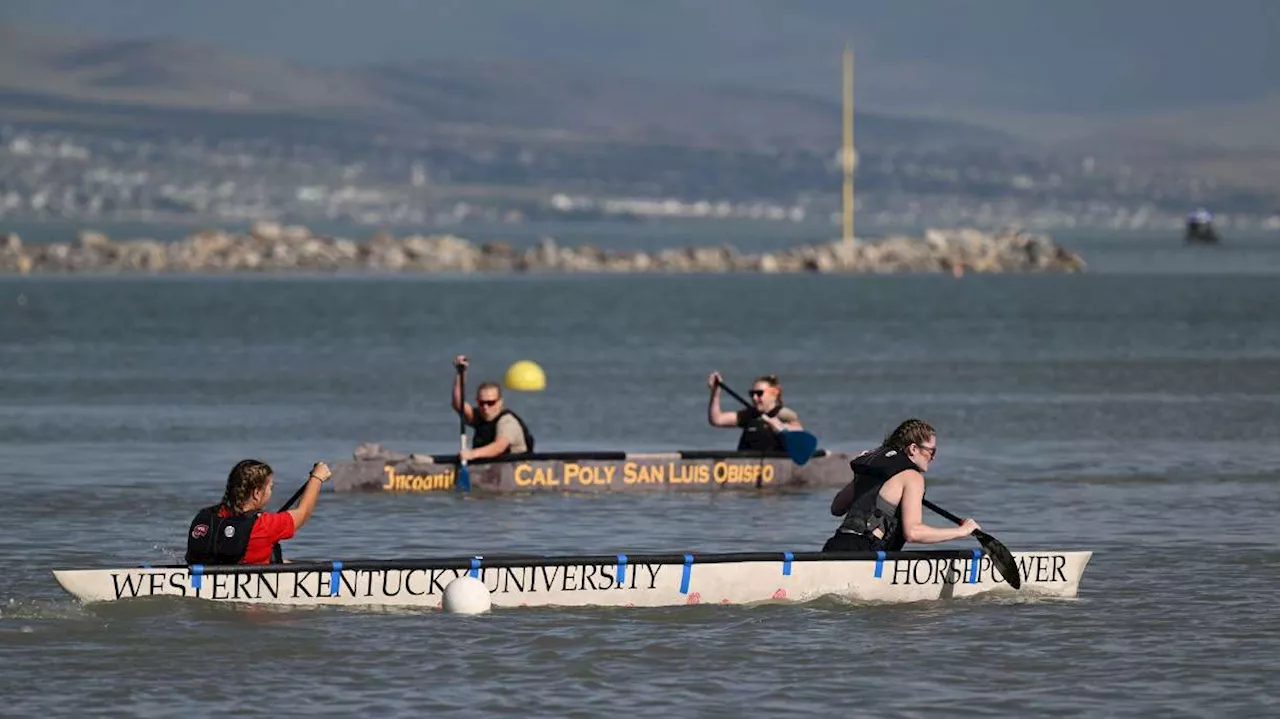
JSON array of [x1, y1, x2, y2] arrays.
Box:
[[504, 360, 546, 392]]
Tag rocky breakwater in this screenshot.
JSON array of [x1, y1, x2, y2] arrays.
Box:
[[0, 222, 1084, 275]]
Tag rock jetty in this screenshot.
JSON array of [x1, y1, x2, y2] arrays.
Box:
[[0, 223, 1084, 275]]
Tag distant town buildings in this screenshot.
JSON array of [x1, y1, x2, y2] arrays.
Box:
[[1, 123, 1276, 232]]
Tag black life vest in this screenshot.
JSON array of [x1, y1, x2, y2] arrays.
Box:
[[472, 409, 534, 455], [737, 404, 786, 452], [185, 505, 260, 565], [835, 446, 921, 551]]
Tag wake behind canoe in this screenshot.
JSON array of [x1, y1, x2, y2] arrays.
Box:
[[54, 549, 1091, 609]]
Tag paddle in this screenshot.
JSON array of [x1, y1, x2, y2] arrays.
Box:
[[269, 477, 311, 564], [455, 364, 472, 492], [922, 498, 1021, 589], [716, 379, 819, 466], [276, 481, 309, 513]]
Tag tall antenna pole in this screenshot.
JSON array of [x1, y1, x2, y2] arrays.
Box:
[[842, 43, 856, 245]]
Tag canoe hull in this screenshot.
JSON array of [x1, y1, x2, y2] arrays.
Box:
[[329, 448, 854, 493], [53, 550, 1091, 609]]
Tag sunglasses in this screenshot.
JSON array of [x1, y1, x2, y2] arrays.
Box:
[[477, 399, 500, 407], [915, 444, 937, 460], [750, 389, 768, 397]]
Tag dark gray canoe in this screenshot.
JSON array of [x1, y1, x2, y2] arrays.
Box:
[[329, 444, 853, 494]]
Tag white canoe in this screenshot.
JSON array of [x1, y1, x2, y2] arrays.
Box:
[[54, 549, 1091, 609]]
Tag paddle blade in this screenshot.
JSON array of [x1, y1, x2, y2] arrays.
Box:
[[782, 430, 819, 466], [976, 530, 1021, 589], [456, 463, 471, 492]]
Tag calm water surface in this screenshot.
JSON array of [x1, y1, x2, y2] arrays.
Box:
[[2, 231, 1279, 716]]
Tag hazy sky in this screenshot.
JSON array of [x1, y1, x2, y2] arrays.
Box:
[[3, 0, 1278, 118]]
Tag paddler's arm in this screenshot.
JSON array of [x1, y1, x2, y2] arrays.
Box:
[[463, 434, 510, 461], [830, 480, 857, 516], [763, 408, 803, 432], [831, 449, 875, 515], [899, 471, 980, 543], [285, 462, 331, 530], [451, 355, 474, 424], [706, 372, 738, 427]]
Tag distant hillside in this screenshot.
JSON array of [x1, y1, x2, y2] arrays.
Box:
[[1054, 95, 1280, 193], [0, 25, 1013, 151], [0, 26, 377, 111], [2, 24, 1273, 211]]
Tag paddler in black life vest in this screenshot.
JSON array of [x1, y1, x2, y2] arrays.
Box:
[[822, 419, 980, 552], [452, 355, 534, 460], [186, 459, 331, 566], [706, 372, 803, 451]]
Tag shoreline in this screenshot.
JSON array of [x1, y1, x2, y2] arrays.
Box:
[[0, 223, 1086, 275]]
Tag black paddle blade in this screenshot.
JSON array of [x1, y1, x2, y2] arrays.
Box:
[[976, 530, 1021, 589]]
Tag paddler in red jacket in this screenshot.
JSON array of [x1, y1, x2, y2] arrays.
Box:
[[185, 459, 331, 565]]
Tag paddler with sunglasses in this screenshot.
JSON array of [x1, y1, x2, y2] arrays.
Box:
[[706, 372, 803, 451], [451, 355, 535, 460], [822, 418, 981, 552]]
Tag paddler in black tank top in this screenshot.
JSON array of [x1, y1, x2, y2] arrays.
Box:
[[706, 372, 802, 451], [451, 355, 534, 460], [822, 418, 981, 552]]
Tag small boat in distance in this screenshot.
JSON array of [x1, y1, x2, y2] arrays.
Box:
[[1186, 208, 1222, 244]]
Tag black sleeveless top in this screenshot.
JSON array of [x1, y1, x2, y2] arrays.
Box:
[[737, 404, 787, 452]]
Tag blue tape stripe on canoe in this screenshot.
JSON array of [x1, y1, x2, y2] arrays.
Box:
[[330, 561, 343, 596], [782, 551, 793, 576], [469, 557, 481, 579], [874, 551, 885, 578], [679, 553, 694, 594], [968, 549, 982, 584], [616, 554, 628, 585], [190, 564, 203, 590]]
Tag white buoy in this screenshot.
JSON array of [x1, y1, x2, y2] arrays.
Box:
[[443, 576, 491, 615]]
